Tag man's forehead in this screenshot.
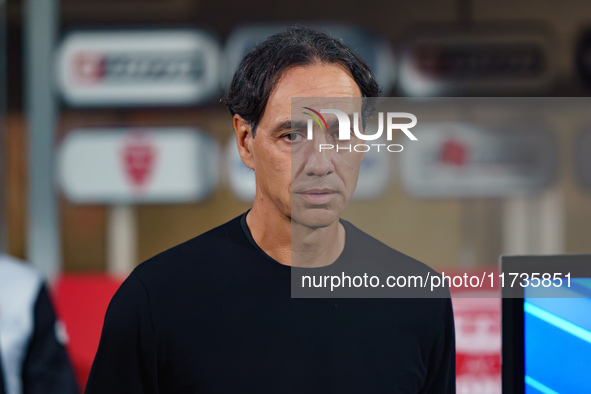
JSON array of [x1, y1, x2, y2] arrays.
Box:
[[258, 64, 363, 128], [268, 65, 360, 102], [292, 97, 362, 110], [293, 97, 362, 121], [273, 63, 361, 95]]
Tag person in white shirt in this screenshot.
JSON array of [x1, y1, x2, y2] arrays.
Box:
[[0, 254, 79, 394]]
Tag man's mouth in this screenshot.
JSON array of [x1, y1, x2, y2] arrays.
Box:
[[295, 189, 337, 204]]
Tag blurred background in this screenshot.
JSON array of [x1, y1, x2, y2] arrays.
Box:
[[2, 0, 591, 393]]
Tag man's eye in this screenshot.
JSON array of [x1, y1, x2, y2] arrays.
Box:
[[330, 131, 344, 140], [283, 133, 302, 142]]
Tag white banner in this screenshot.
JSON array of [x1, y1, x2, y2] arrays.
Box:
[[58, 128, 219, 203], [398, 28, 554, 96], [56, 29, 221, 106]]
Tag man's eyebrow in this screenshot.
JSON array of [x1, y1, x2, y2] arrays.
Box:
[[326, 119, 340, 129], [270, 120, 308, 135], [269, 114, 355, 135]]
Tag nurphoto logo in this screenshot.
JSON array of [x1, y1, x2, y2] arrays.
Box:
[[302, 107, 418, 152]]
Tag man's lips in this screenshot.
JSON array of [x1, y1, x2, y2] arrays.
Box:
[[296, 188, 336, 194], [294, 189, 337, 204]]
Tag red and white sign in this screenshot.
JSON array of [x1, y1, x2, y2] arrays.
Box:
[[57, 128, 219, 204], [453, 296, 502, 394], [56, 30, 221, 106], [400, 122, 555, 198], [121, 133, 157, 191]]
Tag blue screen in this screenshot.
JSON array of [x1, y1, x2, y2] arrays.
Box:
[[524, 278, 591, 393]]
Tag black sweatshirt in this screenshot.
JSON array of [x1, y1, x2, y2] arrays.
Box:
[[86, 212, 455, 393]]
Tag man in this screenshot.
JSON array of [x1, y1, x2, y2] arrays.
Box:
[[0, 254, 80, 394], [86, 26, 455, 393]]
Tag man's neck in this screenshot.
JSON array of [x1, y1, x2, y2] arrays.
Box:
[[246, 203, 345, 268]]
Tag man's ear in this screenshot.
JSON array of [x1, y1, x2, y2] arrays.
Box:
[[233, 114, 255, 170]]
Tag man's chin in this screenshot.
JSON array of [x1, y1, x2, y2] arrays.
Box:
[[291, 208, 341, 230]]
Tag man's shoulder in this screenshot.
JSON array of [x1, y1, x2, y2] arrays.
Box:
[[341, 219, 440, 276], [132, 213, 246, 284], [339, 220, 451, 299]]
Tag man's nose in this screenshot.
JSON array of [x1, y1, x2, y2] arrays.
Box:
[[303, 140, 335, 177]]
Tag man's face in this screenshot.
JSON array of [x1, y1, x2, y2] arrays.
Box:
[[247, 62, 364, 228]]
